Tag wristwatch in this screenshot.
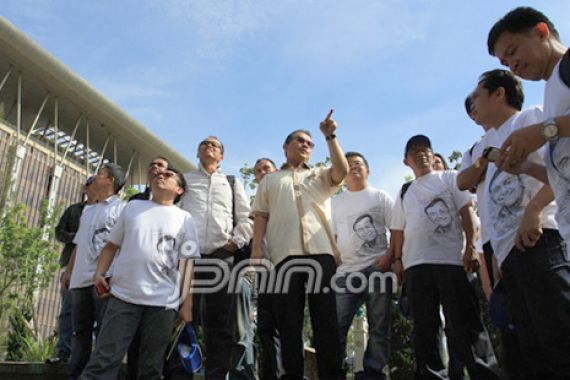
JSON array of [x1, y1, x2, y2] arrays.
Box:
[[542, 117, 559, 142]]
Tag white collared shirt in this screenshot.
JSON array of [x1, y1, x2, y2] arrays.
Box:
[[179, 165, 253, 255]]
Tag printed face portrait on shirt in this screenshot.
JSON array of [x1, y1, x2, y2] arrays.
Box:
[[351, 211, 387, 254], [90, 226, 111, 262], [550, 141, 570, 183], [424, 198, 452, 233], [156, 234, 178, 281], [489, 171, 524, 209]]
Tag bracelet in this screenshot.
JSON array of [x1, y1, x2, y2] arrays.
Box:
[[325, 134, 336, 141]]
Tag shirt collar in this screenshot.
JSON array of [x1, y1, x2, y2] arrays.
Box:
[[280, 162, 311, 171], [198, 163, 223, 177]]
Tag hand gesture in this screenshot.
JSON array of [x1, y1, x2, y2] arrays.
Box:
[[515, 206, 543, 251], [499, 124, 544, 168], [320, 109, 337, 138], [463, 246, 479, 273]]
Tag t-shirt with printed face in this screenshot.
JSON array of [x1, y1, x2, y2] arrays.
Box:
[[459, 128, 497, 245], [70, 195, 126, 289], [543, 58, 570, 241], [390, 171, 471, 270], [107, 200, 200, 309], [484, 107, 558, 267], [332, 187, 394, 273]]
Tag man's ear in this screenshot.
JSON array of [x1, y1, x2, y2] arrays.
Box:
[[176, 187, 184, 196], [536, 22, 551, 40], [403, 157, 410, 167]]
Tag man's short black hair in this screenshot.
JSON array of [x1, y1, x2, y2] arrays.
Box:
[[434, 153, 450, 170], [478, 69, 524, 111], [168, 167, 187, 204], [101, 163, 126, 194], [488, 7, 560, 56], [284, 130, 312, 145], [345, 151, 369, 171], [464, 94, 473, 116], [254, 157, 277, 170]]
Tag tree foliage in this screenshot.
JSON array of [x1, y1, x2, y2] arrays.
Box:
[[0, 201, 60, 356]]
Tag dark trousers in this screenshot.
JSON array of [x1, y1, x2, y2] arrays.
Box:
[[405, 264, 502, 380], [194, 254, 237, 380], [501, 229, 570, 379], [272, 254, 345, 380], [69, 286, 108, 380], [258, 292, 282, 380], [79, 296, 176, 380], [483, 242, 533, 380], [57, 271, 73, 358]]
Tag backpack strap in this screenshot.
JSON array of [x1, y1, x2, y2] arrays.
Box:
[[560, 48, 570, 88], [400, 181, 413, 200], [226, 175, 236, 227]]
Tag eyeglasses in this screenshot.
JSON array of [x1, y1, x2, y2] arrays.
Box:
[[200, 140, 222, 150], [294, 136, 314, 148]]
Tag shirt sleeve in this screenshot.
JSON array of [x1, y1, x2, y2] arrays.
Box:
[[55, 205, 76, 244], [382, 191, 395, 227], [459, 148, 473, 173], [108, 204, 128, 246], [390, 190, 406, 231], [230, 178, 254, 248], [251, 176, 269, 218], [182, 214, 201, 259], [447, 171, 471, 209]]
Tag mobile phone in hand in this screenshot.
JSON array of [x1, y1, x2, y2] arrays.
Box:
[[482, 147, 500, 162], [95, 277, 111, 297]]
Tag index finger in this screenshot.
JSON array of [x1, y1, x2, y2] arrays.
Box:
[[325, 109, 334, 120]]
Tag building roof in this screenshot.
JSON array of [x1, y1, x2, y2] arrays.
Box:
[[0, 16, 194, 175]]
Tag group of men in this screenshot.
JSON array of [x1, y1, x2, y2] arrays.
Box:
[[51, 6, 570, 380]]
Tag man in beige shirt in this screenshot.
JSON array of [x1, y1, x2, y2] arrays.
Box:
[[251, 110, 348, 380]]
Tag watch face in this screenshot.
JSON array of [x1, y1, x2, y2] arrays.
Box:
[[544, 123, 558, 139]]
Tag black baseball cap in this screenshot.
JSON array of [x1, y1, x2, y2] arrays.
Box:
[[405, 135, 432, 157]]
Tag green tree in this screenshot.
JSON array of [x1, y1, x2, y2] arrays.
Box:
[[0, 202, 60, 357]]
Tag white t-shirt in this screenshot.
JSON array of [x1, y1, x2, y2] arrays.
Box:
[[332, 187, 394, 273], [484, 107, 558, 266], [70, 195, 126, 289], [108, 200, 201, 309], [459, 129, 497, 245], [543, 57, 570, 241], [391, 171, 471, 270]]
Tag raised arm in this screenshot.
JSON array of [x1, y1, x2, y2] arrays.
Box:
[[320, 109, 348, 185]]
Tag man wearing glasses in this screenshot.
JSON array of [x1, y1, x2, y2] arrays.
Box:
[[179, 136, 253, 380], [251, 110, 348, 380]]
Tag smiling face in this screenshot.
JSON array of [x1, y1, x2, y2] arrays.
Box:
[[432, 156, 445, 171], [405, 143, 434, 175], [493, 26, 552, 81], [347, 155, 369, 186]]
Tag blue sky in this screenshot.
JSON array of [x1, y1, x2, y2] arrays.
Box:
[[3, 1, 569, 197]]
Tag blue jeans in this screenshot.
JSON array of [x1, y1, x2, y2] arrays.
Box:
[[69, 286, 108, 380], [57, 271, 72, 357], [501, 229, 570, 379], [336, 266, 392, 380]]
